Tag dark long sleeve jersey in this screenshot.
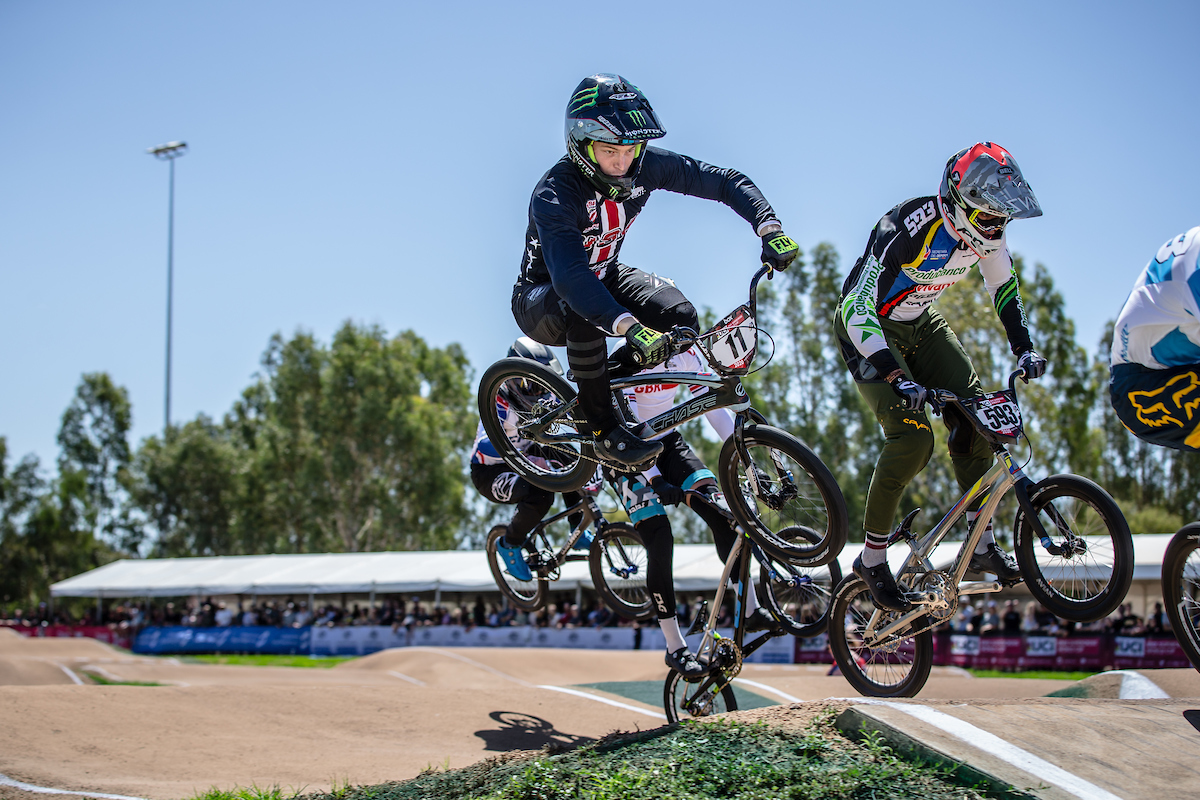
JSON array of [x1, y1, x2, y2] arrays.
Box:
[[839, 196, 1033, 379], [516, 147, 780, 333]]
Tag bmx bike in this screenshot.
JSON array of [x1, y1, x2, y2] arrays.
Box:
[[663, 489, 842, 722], [1161, 522, 1200, 672], [828, 368, 1134, 697], [477, 265, 848, 569], [485, 481, 656, 621]]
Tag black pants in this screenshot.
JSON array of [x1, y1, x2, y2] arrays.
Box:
[[470, 463, 581, 543], [512, 265, 698, 432]]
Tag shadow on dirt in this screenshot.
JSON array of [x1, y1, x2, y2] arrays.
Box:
[[474, 711, 596, 752]]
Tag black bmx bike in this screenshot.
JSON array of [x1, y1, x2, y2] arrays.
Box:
[[485, 479, 655, 621], [477, 265, 848, 569], [1162, 523, 1200, 672], [663, 489, 842, 722], [828, 368, 1134, 697]]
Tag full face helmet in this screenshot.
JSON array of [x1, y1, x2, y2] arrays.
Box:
[[565, 74, 666, 201], [501, 337, 564, 411], [938, 142, 1042, 258]]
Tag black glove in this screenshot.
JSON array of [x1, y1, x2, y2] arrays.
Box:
[[761, 231, 799, 271], [1017, 349, 1048, 382], [625, 322, 670, 367], [889, 376, 928, 411], [651, 476, 684, 506]]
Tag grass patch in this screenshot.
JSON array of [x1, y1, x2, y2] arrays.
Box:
[[86, 673, 164, 687], [182, 654, 356, 668], [965, 668, 1093, 681], [187, 713, 995, 800]]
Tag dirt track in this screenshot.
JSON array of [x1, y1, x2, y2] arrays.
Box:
[[2, 628, 1197, 800]]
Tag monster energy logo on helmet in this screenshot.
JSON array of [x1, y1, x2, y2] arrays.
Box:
[[569, 86, 599, 113], [626, 109, 646, 127]]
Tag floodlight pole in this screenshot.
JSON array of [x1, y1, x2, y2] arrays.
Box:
[[146, 141, 188, 433]]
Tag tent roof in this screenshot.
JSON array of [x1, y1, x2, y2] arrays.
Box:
[[49, 534, 1178, 599]]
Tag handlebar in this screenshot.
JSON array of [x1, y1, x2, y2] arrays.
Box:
[[927, 368, 1027, 414]]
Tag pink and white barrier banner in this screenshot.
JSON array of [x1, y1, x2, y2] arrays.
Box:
[[5, 624, 133, 650], [932, 634, 1192, 671]]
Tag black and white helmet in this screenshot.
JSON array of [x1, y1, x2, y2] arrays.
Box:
[[938, 142, 1042, 258], [565, 74, 666, 201], [501, 337, 563, 411]]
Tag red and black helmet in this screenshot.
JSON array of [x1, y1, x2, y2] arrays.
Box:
[[938, 143, 1042, 258], [565, 74, 666, 201]]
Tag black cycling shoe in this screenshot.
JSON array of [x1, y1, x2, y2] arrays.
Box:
[[852, 554, 913, 612], [968, 543, 1023, 584], [665, 646, 709, 681], [744, 607, 784, 634], [596, 424, 664, 467]]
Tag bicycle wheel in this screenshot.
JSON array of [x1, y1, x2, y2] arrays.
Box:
[[1013, 474, 1133, 622], [1161, 523, 1200, 672], [477, 357, 594, 493], [664, 670, 738, 723], [760, 529, 842, 638], [485, 525, 546, 612], [590, 523, 654, 621], [828, 576, 933, 698], [718, 424, 847, 567]]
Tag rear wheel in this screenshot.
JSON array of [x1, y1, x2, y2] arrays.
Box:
[[477, 357, 594, 493], [485, 525, 545, 612], [828, 576, 933, 698], [719, 424, 847, 567], [1013, 475, 1133, 622], [760, 531, 842, 638], [590, 524, 654, 621], [664, 670, 738, 723], [1162, 523, 1200, 672]]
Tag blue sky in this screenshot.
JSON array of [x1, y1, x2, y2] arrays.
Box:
[[2, 1, 1196, 470]]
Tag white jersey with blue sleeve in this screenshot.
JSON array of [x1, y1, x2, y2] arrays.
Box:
[[1111, 226, 1200, 369], [621, 346, 735, 442]]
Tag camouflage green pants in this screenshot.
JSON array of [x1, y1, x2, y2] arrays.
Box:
[[835, 308, 992, 536]]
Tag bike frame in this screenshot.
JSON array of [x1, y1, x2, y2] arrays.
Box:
[[863, 371, 1049, 645], [521, 494, 607, 577]]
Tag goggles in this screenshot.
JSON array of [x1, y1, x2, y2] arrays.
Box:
[[968, 208, 1008, 239]]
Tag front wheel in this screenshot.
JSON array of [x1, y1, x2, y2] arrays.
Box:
[[759, 530, 842, 638], [1013, 474, 1133, 622], [1162, 523, 1200, 672], [485, 525, 546, 612], [664, 670, 738, 723], [719, 424, 847, 567], [827, 576, 933, 698], [477, 357, 594, 493], [589, 523, 655, 621]]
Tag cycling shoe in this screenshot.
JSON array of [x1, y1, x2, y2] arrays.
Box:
[[596, 425, 663, 467], [968, 543, 1022, 584], [852, 554, 912, 612], [744, 607, 784, 634], [496, 540, 533, 582], [665, 646, 708, 681]]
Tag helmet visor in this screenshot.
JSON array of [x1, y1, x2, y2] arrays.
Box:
[[957, 156, 1042, 220]]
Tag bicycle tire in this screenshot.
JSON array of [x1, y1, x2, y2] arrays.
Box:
[[589, 523, 655, 621], [663, 670, 737, 723], [760, 530, 842, 638], [477, 357, 594, 493], [718, 424, 847, 567], [828, 575, 933, 697], [485, 525, 546, 612], [1013, 474, 1133, 622], [1161, 523, 1200, 672]]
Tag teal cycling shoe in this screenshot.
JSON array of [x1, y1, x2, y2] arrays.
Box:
[[497, 540, 533, 582], [572, 528, 595, 551]]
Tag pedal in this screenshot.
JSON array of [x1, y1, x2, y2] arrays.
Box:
[[887, 508, 921, 546]]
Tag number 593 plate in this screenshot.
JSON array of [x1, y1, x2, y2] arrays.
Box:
[[968, 390, 1022, 442]]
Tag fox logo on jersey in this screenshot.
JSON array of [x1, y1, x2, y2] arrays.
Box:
[[1128, 370, 1200, 428]]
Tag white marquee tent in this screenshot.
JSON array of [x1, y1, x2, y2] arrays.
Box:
[[49, 535, 1177, 614]]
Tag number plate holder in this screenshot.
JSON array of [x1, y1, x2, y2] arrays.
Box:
[[702, 304, 756, 375], [961, 389, 1022, 444]]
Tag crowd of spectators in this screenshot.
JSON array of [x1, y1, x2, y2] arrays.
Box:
[[0, 594, 1178, 638], [938, 598, 1172, 637]]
